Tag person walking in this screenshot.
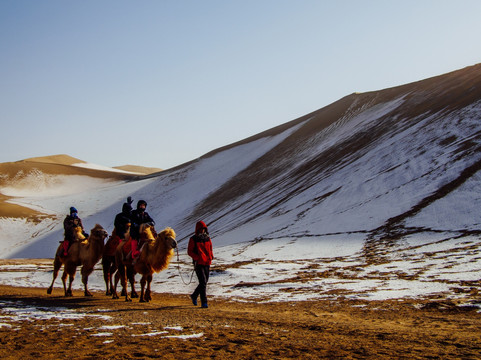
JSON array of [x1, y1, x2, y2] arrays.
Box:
[[188, 221, 214, 308]]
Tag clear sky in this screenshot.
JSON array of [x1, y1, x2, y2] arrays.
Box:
[[1, 1, 480, 169]]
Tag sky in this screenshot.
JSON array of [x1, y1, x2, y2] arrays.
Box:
[[1, 0, 481, 169]]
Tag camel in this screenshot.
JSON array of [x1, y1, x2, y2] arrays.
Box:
[[102, 227, 130, 296], [112, 223, 156, 301], [113, 225, 177, 302], [47, 224, 109, 297], [111, 223, 155, 300]]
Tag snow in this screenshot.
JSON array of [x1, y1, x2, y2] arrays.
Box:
[[72, 162, 141, 174], [91, 332, 113, 337], [1, 231, 480, 304], [1, 173, 119, 198], [131, 331, 168, 337], [0, 298, 206, 340], [0, 300, 112, 322], [163, 332, 204, 340]]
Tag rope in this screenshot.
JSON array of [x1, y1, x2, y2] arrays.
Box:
[[175, 247, 195, 285]]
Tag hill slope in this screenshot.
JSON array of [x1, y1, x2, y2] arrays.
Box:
[[152, 63, 481, 244], [4, 64, 481, 254]]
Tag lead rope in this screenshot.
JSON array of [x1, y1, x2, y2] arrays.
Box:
[[176, 247, 195, 285]]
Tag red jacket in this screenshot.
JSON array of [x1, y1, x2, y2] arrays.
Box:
[[188, 221, 213, 266]]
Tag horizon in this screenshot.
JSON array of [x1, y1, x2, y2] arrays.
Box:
[[1, 1, 481, 169]]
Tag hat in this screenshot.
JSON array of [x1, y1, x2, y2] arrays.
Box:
[[70, 207, 78, 214], [195, 221, 208, 234]]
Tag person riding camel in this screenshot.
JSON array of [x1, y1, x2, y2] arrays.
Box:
[[114, 197, 133, 241], [188, 221, 214, 308], [62, 207, 88, 257], [130, 199, 155, 260]]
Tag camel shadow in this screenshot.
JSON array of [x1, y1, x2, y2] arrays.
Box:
[[0, 294, 100, 310]]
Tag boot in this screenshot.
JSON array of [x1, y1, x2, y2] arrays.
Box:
[[190, 294, 198, 306]]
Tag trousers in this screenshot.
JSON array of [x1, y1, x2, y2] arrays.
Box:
[[192, 264, 210, 305]]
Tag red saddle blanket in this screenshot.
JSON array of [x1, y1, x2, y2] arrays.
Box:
[[121, 238, 132, 256], [104, 235, 122, 257]]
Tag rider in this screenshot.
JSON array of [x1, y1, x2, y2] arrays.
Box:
[[114, 197, 133, 241], [130, 199, 155, 259], [188, 221, 214, 308], [62, 207, 88, 256]]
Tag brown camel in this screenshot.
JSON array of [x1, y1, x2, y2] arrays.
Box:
[[113, 226, 177, 302], [47, 224, 109, 297], [102, 227, 130, 296], [112, 223, 156, 301]]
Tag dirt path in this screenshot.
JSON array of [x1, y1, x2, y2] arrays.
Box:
[[1, 285, 481, 359]]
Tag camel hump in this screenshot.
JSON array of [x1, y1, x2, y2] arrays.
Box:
[[91, 224, 104, 231]]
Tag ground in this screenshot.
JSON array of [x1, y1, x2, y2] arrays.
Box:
[[1, 285, 481, 359]]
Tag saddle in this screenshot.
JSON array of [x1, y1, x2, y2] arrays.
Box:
[[104, 234, 122, 257], [118, 238, 133, 264], [120, 238, 148, 265]]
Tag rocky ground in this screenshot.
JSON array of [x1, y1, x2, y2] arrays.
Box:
[[1, 285, 481, 359]]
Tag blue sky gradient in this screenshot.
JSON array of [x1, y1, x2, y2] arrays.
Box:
[[1, 1, 480, 169]]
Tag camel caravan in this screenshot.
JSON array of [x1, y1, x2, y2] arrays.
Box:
[[47, 200, 178, 303]]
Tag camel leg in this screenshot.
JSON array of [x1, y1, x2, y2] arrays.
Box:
[[139, 275, 147, 303], [109, 262, 117, 296], [145, 275, 153, 302], [81, 266, 94, 297], [63, 265, 76, 297], [140, 275, 152, 303], [67, 274, 74, 297], [61, 270, 70, 296], [118, 264, 131, 302], [102, 258, 111, 296], [47, 256, 62, 294], [129, 269, 138, 298], [104, 271, 111, 296], [112, 271, 120, 299], [66, 272, 76, 297]]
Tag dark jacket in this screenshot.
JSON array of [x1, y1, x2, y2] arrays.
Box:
[[63, 215, 85, 242], [114, 203, 132, 239], [188, 221, 214, 266], [130, 209, 155, 240]]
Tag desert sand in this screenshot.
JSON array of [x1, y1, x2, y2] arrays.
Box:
[[1, 283, 481, 359]]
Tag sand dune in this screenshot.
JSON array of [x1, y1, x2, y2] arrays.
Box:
[[113, 164, 162, 175], [0, 154, 144, 219], [22, 154, 87, 165]]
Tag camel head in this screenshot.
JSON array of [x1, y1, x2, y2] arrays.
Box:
[[90, 224, 109, 242], [141, 227, 177, 273], [139, 223, 157, 242], [158, 227, 177, 250]]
